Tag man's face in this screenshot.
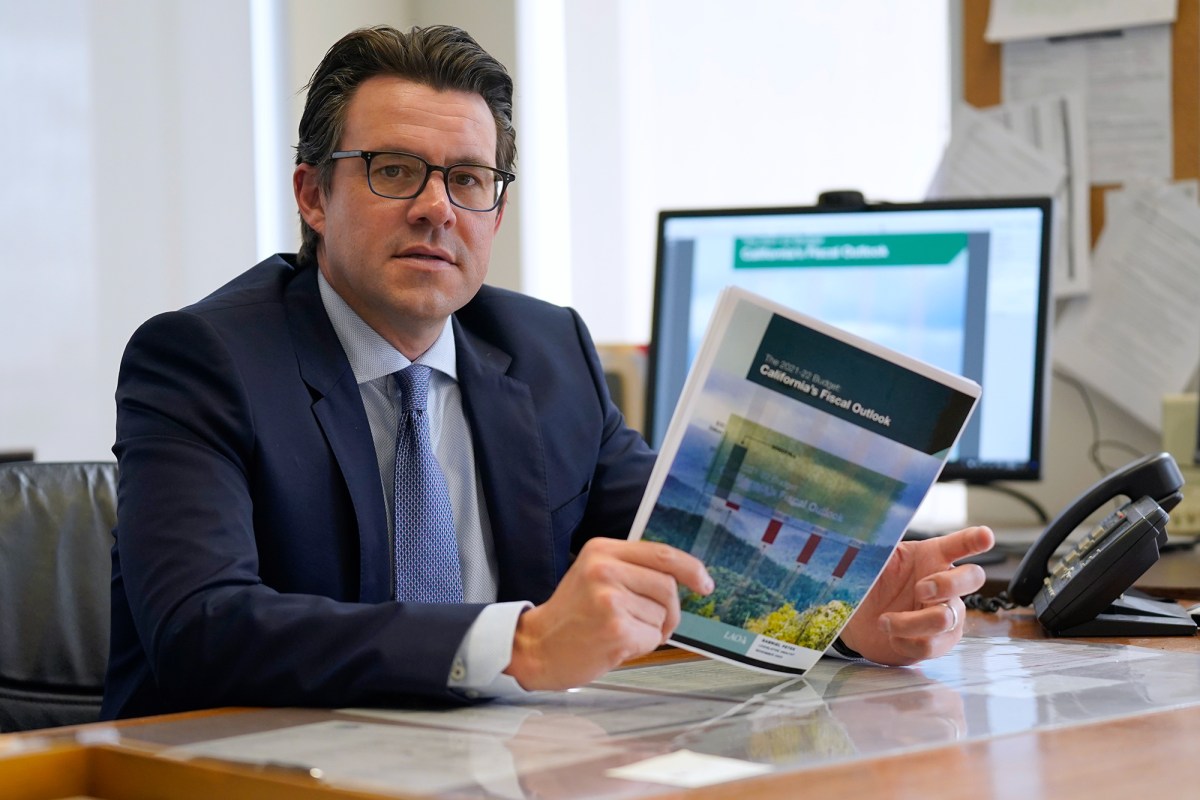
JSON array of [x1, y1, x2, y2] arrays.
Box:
[[295, 75, 504, 356]]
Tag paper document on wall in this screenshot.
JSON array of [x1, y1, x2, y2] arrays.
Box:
[[980, 95, 1091, 296], [929, 104, 1066, 198], [1054, 182, 1200, 430], [985, 0, 1177, 42], [1002, 25, 1173, 184], [927, 104, 1070, 295], [1104, 178, 1199, 217], [628, 287, 979, 676]]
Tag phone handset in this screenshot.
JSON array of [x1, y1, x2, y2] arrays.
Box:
[[1008, 452, 1184, 607]]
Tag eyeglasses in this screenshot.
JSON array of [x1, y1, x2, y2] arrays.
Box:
[[329, 150, 515, 212]]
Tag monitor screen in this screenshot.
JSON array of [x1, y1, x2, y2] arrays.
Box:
[[646, 197, 1053, 483]]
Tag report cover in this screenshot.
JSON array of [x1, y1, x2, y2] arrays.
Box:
[[630, 286, 981, 675]]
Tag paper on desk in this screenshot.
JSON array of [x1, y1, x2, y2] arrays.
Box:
[[344, 687, 755, 739], [1002, 24, 1173, 184], [165, 719, 625, 797], [985, 0, 1177, 42], [981, 94, 1091, 296], [958, 674, 1123, 699], [605, 749, 772, 788], [593, 658, 808, 702], [1053, 182, 1200, 430]]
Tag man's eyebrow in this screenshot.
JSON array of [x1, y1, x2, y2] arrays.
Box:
[[448, 153, 499, 167], [377, 148, 498, 167]]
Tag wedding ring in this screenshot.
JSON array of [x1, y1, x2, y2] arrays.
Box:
[[941, 601, 959, 632]]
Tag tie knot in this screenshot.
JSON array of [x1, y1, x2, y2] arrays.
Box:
[[395, 364, 432, 415]]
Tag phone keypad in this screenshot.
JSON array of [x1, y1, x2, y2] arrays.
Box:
[[1044, 509, 1129, 595]]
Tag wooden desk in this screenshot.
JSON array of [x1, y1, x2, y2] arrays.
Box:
[[4, 610, 1200, 800]]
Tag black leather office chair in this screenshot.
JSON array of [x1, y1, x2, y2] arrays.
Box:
[[0, 461, 116, 732]]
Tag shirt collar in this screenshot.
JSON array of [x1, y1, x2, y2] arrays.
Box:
[[317, 270, 458, 384]]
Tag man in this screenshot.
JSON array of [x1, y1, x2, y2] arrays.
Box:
[[102, 24, 993, 720]]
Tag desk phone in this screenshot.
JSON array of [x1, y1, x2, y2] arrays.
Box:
[[1008, 453, 1197, 636]]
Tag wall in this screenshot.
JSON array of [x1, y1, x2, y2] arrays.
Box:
[[1, 0, 258, 462]]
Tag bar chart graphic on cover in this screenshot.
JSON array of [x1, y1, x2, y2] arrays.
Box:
[[631, 287, 980, 676]]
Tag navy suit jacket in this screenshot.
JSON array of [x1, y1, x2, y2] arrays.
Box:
[[102, 255, 655, 719]]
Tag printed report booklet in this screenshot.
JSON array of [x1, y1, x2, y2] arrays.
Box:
[[629, 286, 980, 675]]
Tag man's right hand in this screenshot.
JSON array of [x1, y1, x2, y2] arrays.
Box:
[[503, 537, 713, 691]]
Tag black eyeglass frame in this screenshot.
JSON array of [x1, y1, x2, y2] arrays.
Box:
[[329, 150, 516, 212]]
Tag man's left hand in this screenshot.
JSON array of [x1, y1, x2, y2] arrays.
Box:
[[839, 526, 995, 665]]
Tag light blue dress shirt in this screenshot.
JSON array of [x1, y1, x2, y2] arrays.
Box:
[[319, 273, 529, 697]]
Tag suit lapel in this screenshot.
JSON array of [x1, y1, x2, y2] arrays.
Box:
[[285, 267, 391, 603], [453, 319, 558, 603]]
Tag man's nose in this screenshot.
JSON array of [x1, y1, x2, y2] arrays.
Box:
[[407, 169, 455, 224]]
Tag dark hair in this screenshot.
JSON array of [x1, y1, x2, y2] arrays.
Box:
[[294, 25, 517, 264]]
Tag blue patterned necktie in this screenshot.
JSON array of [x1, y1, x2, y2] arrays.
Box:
[[392, 364, 463, 603]]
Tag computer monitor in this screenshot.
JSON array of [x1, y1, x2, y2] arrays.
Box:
[[646, 196, 1053, 484]]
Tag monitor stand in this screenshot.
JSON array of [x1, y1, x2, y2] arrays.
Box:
[[909, 481, 969, 536], [907, 483, 1007, 564]]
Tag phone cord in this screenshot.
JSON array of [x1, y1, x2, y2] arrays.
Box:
[[964, 590, 1017, 613]]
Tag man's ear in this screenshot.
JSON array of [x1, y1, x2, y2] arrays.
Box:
[[294, 163, 326, 234]]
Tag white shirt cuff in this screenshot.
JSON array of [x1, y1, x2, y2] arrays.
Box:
[[448, 601, 533, 699], [827, 637, 863, 660]]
